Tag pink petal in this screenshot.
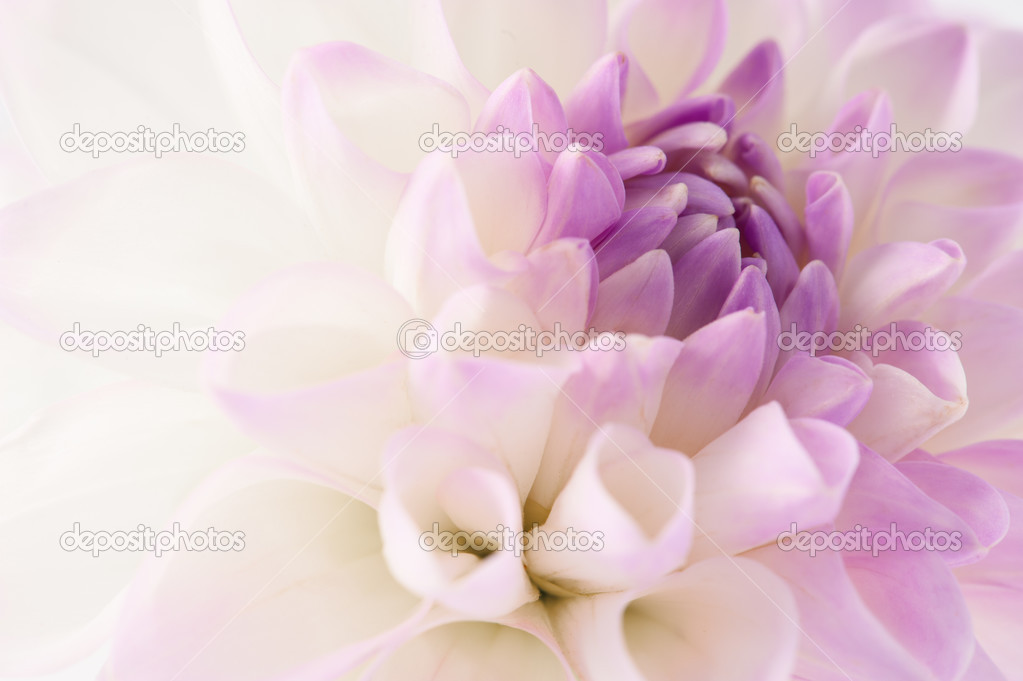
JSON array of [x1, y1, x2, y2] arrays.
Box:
[[804, 171, 855, 281], [838, 240, 966, 331], [533, 150, 625, 246], [762, 355, 872, 426], [651, 310, 765, 454], [529, 336, 683, 514], [591, 250, 674, 335], [666, 228, 741, 339], [565, 52, 631, 155], [690, 403, 859, 559]]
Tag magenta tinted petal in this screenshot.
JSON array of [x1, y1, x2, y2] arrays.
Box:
[[593, 206, 679, 278], [565, 52, 630, 155], [591, 250, 674, 336], [667, 227, 741, 339], [804, 171, 854, 281]]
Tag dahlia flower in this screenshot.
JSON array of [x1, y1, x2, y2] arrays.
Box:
[[1, 1, 1022, 680]]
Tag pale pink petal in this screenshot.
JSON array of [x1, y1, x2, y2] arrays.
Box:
[[384, 154, 509, 317], [378, 427, 537, 618], [203, 262, 414, 499], [830, 19, 979, 133], [503, 239, 597, 332], [804, 172, 855, 281], [105, 465, 423, 681], [440, 0, 607, 97], [924, 298, 1023, 450], [550, 557, 799, 681], [526, 424, 694, 594], [838, 240, 966, 331], [846, 321, 968, 460], [690, 403, 859, 559], [0, 158, 321, 389], [751, 539, 973, 681], [530, 336, 683, 514], [873, 150, 1023, 284], [0, 383, 252, 675], [613, 0, 727, 105], [474, 68, 569, 169]]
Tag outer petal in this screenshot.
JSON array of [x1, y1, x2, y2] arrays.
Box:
[[614, 0, 727, 108], [0, 0, 240, 184], [105, 463, 424, 681], [0, 158, 321, 389], [829, 19, 978, 133], [846, 322, 968, 460], [751, 539, 974, 681], [203, 262, 414, 500], [282, 43, 471, 270], [0, 383, 252, 675], [872, 150, 1023, 284], [440, 0, 607, 97], [551, 557, 799, 681]]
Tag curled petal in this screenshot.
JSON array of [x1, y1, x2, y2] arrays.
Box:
[[378, 427, 537, 618], [526, 424, 694, 594], [551, 557, 799, 681], [690, 403, 859, 559]]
